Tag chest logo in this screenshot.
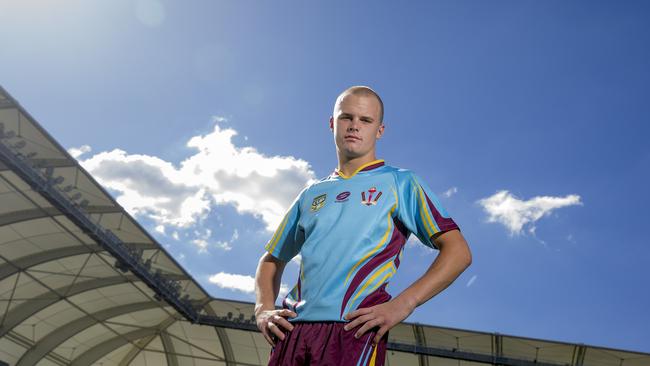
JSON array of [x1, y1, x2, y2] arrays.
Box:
[[311, 194, 327, 212], [361, 187, 382, 206], [335, 191, 351, 202]]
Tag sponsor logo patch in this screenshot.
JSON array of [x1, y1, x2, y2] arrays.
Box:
[[311, 194, 327, 211], [335, 191, 351, 202], [361, 187, 382, 206]]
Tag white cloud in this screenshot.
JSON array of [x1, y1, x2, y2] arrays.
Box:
[[67, 145, 91, 159], [466, 275, 477, 287], [291, 253, 302, 266], [478, 190, 582, 235], [443, 187, 458, 198], [403, 236, 437, 256], [209, 272, 289, 297], [405, 236, 420, 249], [77, 119, 316, 234], [192, 238, 209, 252], [466, 275, 478, 287], [214, 240, 232, 251], [190, 228, 226, 253], [154, 225, 165, 235], [213, 229, 238, 251]]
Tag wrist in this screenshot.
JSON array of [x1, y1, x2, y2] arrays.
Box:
[[394, 293, 418, 313], [254, 303, 275, 316]]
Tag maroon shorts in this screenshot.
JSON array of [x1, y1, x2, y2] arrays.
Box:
[[268, 322, 387, 366]]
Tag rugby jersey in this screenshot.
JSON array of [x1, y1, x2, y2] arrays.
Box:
[[265, 159, 459, 322]]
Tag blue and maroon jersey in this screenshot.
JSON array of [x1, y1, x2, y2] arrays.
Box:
[[265, 160, 459, 322]]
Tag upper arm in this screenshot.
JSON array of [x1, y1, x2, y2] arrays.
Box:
[[260, 251, 288, 269], [432, 229, 472, 264]]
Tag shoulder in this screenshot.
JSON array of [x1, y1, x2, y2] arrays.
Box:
[[382, 164, 416, 183], [298, 173, 336, 196]]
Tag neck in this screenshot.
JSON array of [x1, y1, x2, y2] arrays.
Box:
[[337, 153, 379, 177]]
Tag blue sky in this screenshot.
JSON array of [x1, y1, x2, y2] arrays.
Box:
[[1, 0, 649, 353]]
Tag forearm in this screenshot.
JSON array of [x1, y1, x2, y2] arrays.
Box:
[[394, 235, 472, 311], [254, 252, 286, 315]]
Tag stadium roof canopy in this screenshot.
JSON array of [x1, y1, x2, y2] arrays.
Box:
[[0, 85, 648, 366]]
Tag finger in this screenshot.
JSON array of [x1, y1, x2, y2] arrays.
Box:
[[355, 318, 382, 339], [280, 309, 298, 318], [260, 328, 275, 346], [272, 315, 295, 331], [268, 322, 285, 340], [343, 313, 374, 331], [345, 307, 372, 320], [373, 326, 388, 345]]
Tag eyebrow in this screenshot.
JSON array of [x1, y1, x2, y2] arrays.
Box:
[[338, 113, 375, 122]]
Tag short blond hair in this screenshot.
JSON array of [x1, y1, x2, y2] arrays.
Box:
[[335, 86, 384, 123]]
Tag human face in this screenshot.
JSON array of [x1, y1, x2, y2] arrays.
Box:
[[329, 93, 384, 162]]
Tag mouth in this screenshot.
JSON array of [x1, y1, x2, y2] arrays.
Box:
[[344, 135, 361, 141]]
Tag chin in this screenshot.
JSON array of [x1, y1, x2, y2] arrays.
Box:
[[343, 151, 366, 160]]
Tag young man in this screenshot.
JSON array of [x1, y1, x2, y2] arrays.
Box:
[[255, 86, 472, 366]]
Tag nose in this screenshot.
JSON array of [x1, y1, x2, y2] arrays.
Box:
[[347, 118, 360, 131]]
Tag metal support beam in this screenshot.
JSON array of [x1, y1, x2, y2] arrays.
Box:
[[413, 324, 429, 366], [0, 206, 123, 227], [493, 333, 503, 363], [16, 301, 160, 366], [203, 303, 236, 366], [0, 243, 157, 282], [116, 316, 186, 366], [69, 328, 161, 366], [215, 327, 236, 366], [386, 342, 567, 366], [71, 317, 192, 366], [160, 331, 180, 366], [572, 344, 587, 366], [0, 275, 134, 338]]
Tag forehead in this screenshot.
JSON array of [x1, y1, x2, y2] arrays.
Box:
[[334, 93, 381, 116]]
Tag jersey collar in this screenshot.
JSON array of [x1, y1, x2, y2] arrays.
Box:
[[333, 159, 385, 179]]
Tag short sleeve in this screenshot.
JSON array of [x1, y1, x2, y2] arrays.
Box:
[[396, 171, 459, 249], [264, 188, 306, 261]]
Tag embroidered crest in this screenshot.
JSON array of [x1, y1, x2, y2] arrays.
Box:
[[361, 187, 382, 206], [311, 194, 327, 211], [335, 191, 351, 202]]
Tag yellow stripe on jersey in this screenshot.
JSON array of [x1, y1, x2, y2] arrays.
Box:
[[360, 270, 394, 308], [266, 212, 290, 254], [368, 341, 378, 366], [413, 177, 439, 236], [391, 187, 398, 211], [343, 203, 396, 287], [336, 159, 385, 179], [347, 261, 396, 314]]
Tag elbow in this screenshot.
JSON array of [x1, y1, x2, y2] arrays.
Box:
[[459, 242, 472, 269], [464, 249, 472, 269]]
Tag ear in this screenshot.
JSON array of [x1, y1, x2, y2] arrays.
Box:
[[376, 123, 385, 139], [329, 116, 334, 131]]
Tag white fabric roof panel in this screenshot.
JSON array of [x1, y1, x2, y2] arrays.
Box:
[[1, 84, 649, 366]]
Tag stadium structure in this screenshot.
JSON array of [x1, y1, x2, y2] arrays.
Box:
[[0, 85, 648, 366]]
